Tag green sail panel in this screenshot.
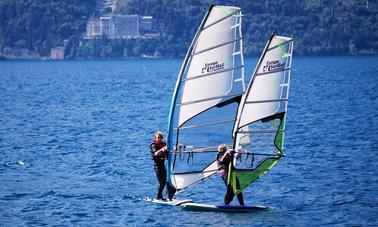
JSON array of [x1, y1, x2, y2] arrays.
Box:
[[230, 113, 286, 195], [274, 113, 286, 154], [230, 157, 280, 195]]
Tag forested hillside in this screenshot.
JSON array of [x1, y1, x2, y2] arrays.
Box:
[[121, 0, 377, 56], [0, 0, 377, 58], [0, 0, 97, 58]]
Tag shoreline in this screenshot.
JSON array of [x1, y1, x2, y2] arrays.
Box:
[[0, 55, 377, 61]]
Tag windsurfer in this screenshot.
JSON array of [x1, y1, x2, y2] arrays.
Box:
[[216, 144, 245, 205], [150, 131, 175, 201]]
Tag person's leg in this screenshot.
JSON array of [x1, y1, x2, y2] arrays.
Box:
[[162, 165, 177, 200], [166, 182, 176, 201], [160, 166, 170, 200], [155, 165, 165, 199], [235, 178, 244, 205], [222, 174, 234, 205], [224, 185, 234, 205], [236, 192, 244, 205]]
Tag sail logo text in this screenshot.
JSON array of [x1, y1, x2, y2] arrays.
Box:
[[262, 60, 285, 72], [202, 61, 224, 73]]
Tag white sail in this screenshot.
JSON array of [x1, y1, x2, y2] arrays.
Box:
[[178, 6, 243, 126], [167, 5, 245, 191], [227, 34, 293, 195], [234, 34, 293, 153], [173, 161, 219, 190]]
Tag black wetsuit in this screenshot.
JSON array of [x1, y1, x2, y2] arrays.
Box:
[[217, 151, 244, 205], [150, 141, 175, 200]]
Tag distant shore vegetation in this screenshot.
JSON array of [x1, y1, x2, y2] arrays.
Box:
[[0, 0, 377, 59]]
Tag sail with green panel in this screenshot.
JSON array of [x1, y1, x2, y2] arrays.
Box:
[[229, 33, 293, 195]]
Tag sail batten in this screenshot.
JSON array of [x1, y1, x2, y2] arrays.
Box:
[[245, 98, 288, 104], [266, 39, 293, 52], [237, 129, 285, 134], [191, 37, 242, 56], [182, 65, 243, 82], [176, 92, 243, 107], [174, 118, 235, 130], [255, 67, 291, 76]]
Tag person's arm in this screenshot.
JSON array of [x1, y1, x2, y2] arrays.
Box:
[[219, 150, 231, 162], [156, 146, 167, 156], [151, 144, 167, 156]]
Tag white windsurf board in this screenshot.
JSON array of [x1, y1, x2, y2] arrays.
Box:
[[144, 197, 193, 206]]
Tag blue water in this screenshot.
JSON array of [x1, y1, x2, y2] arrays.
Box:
[[0, 57, 377, 226]]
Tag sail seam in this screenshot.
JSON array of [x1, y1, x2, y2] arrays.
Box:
[[237, 129, 285, 134], [176, 92, 243, 106], [255, 67, 291, 77], [245, 98, 288, 104], [173, 169, 218, 175], [191, 37, 242, 56], [266, 39, 293, 52], [234, 151, 280, 157], [175, 119, 235, 130]]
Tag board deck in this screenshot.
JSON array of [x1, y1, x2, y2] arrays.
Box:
[[144, 197, 193, 206], [180, 202, 268, 212]]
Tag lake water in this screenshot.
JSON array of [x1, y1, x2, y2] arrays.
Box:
[[0, 57, 377, 226]]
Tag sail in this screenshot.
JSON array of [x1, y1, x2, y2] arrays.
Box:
[[229, 33, 294, 195], [167, 5, 245, 191]]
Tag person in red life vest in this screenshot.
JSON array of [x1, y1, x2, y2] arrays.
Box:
[[150, 131, 175, 201], [216, 144, 244, 205]]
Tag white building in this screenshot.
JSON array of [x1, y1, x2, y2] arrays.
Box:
[[140, 16, 153, 32], [85, 15, 157, 39], [50, 46, 65, 60], [112, 15, 139, 38]]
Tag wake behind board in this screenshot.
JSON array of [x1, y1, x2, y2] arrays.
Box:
[[144, 197, 193, 206], [181, 202, 268, 212]]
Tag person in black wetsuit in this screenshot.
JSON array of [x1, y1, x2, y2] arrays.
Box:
[[216, 144, 244, 205], [150, 131, 175, 201]]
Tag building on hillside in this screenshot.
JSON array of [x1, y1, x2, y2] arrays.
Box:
[[86, 19, 102, 37], [100, 16, 112, 36], [112, 15, 139, 38], [50, 46, 65, 60], [85, 14, 158, 39], [139, 16, 153, 32]]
